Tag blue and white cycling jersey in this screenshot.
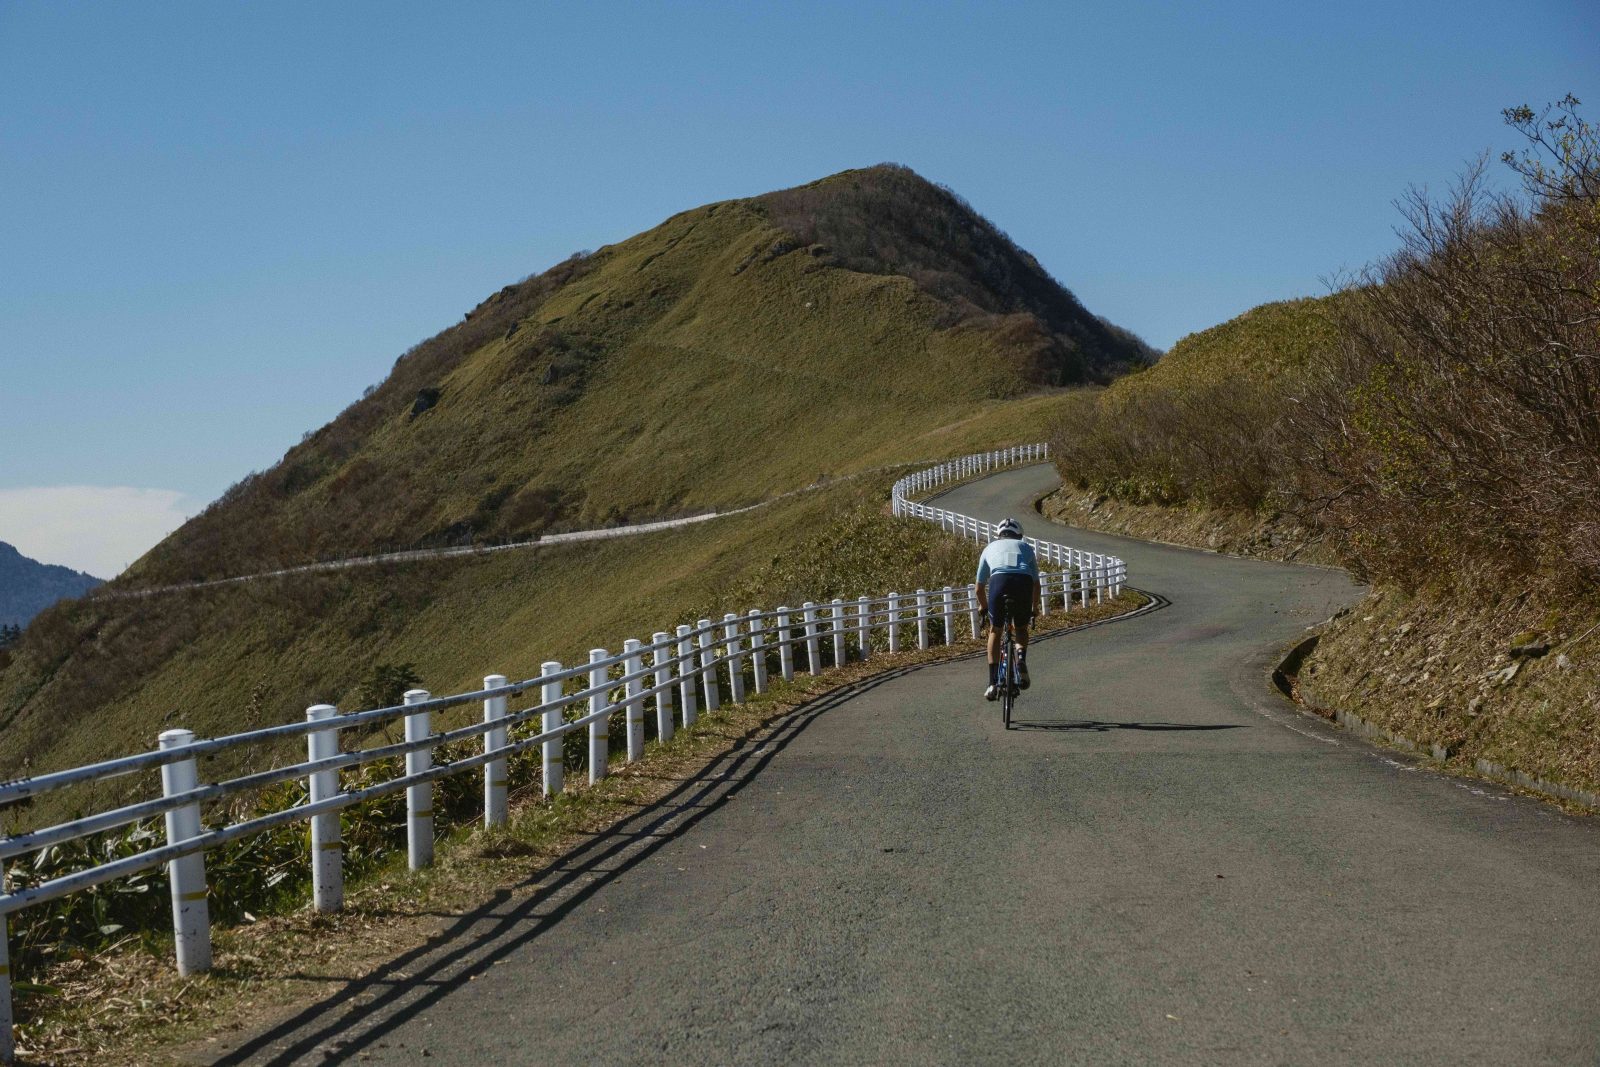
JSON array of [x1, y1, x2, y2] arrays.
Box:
[[975, 538, 1039, 585]]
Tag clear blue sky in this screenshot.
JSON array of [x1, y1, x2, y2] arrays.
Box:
[[1, 0, 1595, 575]]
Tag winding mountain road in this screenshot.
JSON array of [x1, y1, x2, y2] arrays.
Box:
[[212, 466, 1600, 1066]]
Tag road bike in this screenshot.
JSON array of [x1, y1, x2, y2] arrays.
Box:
[[997, 594, 1020, 729]]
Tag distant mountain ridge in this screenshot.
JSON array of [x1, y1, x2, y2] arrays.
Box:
[[0, 542, 101, 627]]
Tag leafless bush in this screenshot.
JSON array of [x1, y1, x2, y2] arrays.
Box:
[[1288, 96, 1600, 591], [1052, 375, 1296, 511]]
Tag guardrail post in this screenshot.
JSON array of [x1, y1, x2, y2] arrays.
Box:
[[1079, 557, 1091, 609], [748, 611, 768, 694], [652, 633, 676, 742], [697, 621, 721, 711], [676, 626, 699, 726], [1094, 554, 1105, 603], [623, 640, 645, 762], [941, 586, 955, 644], [777, 608, 795, 681], [587, 650, 610, 782], [482, 676, 509, 828], [888, 593, 901, 653], [857, 596, 871, 660], [722, 614, 746, 704], [968, 583, 981, 638], [306, 704, 343, 912], [802, 602, 821, 676], [541, 661, 564, 796], [158, 728, 212, 975], [403, 690, 434, 870], [831, 599, 846, 666], [0, 867, 9, 1067], [915, 589, 930, 650]]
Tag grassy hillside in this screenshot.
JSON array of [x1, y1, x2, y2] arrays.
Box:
[[1108, 296, 1341, 399], [0, 163, 1148, 801], [127, 165, 1147, 587], [0, 444, 1051, 823]]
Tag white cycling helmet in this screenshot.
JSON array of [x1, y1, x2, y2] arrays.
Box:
[[996, 517, 1023, 539]]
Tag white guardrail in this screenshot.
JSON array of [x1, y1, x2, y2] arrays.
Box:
[[0, 443, 1122, 1061]]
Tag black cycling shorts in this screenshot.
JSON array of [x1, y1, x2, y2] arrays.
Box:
[[987, 572, 1035, 627]]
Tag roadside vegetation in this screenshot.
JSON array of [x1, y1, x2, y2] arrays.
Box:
[[1047, 96, 1600, 797]]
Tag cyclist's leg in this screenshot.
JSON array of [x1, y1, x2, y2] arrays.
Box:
[[1014, 576, 1038, 650], [983, 579, 1007, 698], [1010, 594, 1033, 690]]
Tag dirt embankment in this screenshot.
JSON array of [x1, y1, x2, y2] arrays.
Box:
[[1297, 586, 1600, 800], [1038, 487, 1339, 566]]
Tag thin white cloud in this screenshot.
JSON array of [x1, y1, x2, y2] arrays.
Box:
[[0, 486, 198, 579]]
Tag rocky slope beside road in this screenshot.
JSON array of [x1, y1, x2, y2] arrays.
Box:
[[1296, 585, 1600, 803], [1038, 486, 1337, 566]]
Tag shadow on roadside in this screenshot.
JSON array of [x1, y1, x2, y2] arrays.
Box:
[[1009, 719, 1246, 732]]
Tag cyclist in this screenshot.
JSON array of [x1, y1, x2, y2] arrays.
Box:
[[976, 517, 1042, 701]]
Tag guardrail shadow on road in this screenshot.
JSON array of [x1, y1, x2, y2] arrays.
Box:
[[1009, 720, 1247, 732], [212, 661, 938, 1066]]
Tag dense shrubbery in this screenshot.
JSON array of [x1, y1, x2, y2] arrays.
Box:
[[1053, 97, 1600, 596], [1050, 298, 1343, 510], [1287, 96, 1600, 592]]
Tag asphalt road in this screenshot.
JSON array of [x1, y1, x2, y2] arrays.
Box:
[[211, 466, 1600, 1066]]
